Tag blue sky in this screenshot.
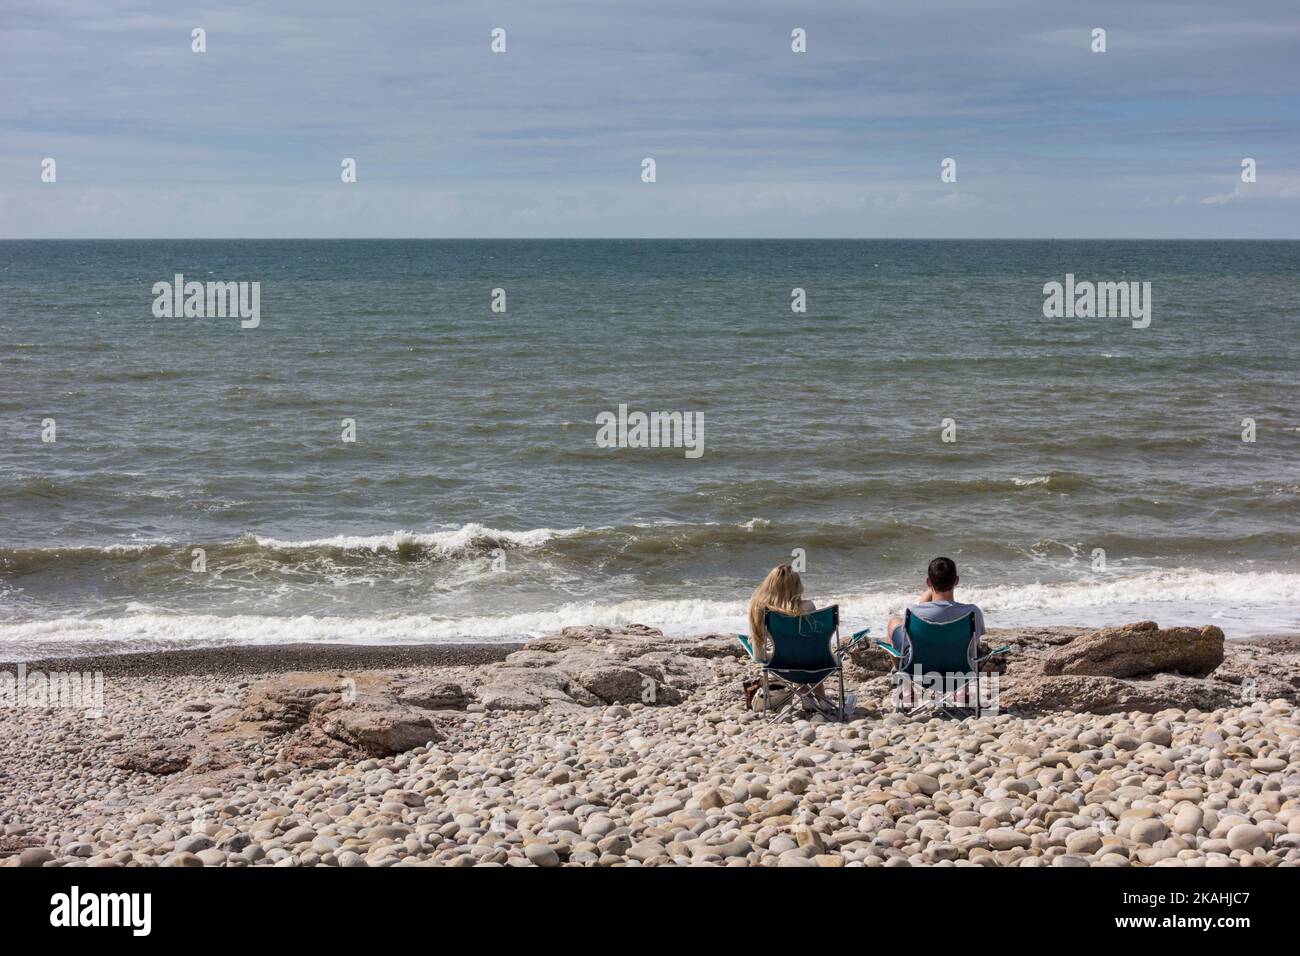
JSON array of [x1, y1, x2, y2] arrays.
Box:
[[2, 0, 1298, 237]]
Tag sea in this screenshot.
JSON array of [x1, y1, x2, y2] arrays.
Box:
[[1, 239, 1297, 660]]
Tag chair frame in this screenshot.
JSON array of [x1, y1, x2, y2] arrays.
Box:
[[874, 609, 1010, 717], [739, 605, 871, 724]]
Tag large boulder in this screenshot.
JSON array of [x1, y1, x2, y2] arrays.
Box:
[[397, 680, 468, 710], [279, 698, 445, 768], [236, 676, 346, 733], [1041, 621, 1224, 678], [469, 626, 712, 709], [112, 743, 192, 776], [216, 673, 449, 768], [324, 704, 443, 755], [577, 663, 652, 704], [999, 673, 1236, 715]]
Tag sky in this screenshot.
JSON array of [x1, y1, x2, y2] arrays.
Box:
[[2, 0, 1298, 238]]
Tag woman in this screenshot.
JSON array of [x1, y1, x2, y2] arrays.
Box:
[[746, 564, 815, 664]]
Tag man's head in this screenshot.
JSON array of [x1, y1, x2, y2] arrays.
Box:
[[926, 556, 959, 594]]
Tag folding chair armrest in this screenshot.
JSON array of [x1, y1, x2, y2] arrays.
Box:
[[736, 633, 755, 657], [835, 627, 871, 660], [975, 645, 1011, 662], [873, 640, 902, 659]]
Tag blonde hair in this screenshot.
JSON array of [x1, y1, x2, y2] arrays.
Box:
[[748, 564, 805, 662]]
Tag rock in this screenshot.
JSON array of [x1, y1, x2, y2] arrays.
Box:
[[597, 833, 632, 856], [176, 834, 215, 854], [18, 847, 54, 867], [219, 833, 253, 853], [1001, 675, 1234, 715], [785, 774, 812, 796], [796, 828, 826, 853], [1226, 824, 1267, 852], [112, 744, 191, 775], [1250, 758, 1286, 772], [1141, 726, 1173, 746], [987, 828, 1031, 850], [1172, 806, 1203, 836], [646, 799, 683, 818], [282, 826, 316, 845], [760, 798, 799, 820], [1042, 621, 1224, 678], [235, 676, 345, 732], [525, 844, 561, 867], [577, 664, 652, 705], [581, 816, 616, 839], [909, 773, 940, 796], [477, 683, 544, 712], [223, 674, 447, 766], [1066, 830, 1103, 854], [326, 705, 443, 756], [397, 681, 468, 710], [627, 840, 666, 863], [699, 789, 727, 811], [1131, 820, 1169, 845]]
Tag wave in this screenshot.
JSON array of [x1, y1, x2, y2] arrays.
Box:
[[6, 515, 1300, 582], [250, 523, 585, 557], [688, 472, 1094, 508], [2, 568, 1297, 660], [0, 524, 585, 575]]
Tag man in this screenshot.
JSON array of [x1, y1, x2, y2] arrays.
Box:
[[884, 556, 985, 670]]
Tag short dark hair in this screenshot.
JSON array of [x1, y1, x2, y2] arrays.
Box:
[[927, 556, 958, 592]]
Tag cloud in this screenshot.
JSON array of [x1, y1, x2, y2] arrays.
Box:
[[2, 0, 1298, 236]]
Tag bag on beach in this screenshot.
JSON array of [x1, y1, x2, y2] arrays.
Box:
[[743, 677, 792, 713]]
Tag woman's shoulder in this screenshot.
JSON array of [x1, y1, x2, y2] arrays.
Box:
[[799, 599, 816, 612]]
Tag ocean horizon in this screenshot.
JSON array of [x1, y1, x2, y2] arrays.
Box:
[[2, 238, 1298, 659]]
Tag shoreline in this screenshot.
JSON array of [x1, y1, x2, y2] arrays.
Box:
[[0, 641, 527, 677], [5, 630, 1300, 675]]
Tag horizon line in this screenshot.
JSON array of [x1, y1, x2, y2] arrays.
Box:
[[3, 236, 1299, 242]]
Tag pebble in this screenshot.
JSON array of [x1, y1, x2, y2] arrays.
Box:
[[1131, 819, 1169, 845], [524, 844, 561, 867], [987, 828, 1031, 850], [1226, 824, 1267, 852], [1172, 806, 1203, 836]]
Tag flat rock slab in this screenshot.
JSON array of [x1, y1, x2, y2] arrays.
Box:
[[1042, 621, 1224, 678]]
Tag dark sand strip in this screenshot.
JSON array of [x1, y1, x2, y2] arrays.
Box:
[[0, 642, 525, 677]]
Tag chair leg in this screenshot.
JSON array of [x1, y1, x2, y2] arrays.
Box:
[[838, 668, 847, 722], [762, 670, 769, 718]]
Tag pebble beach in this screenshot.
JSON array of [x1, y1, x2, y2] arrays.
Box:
[[3, 624, 1299, 868]]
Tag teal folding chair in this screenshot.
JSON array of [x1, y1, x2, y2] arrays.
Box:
[[737, 605, 870, 723], [873, 610, 1009, 717]]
